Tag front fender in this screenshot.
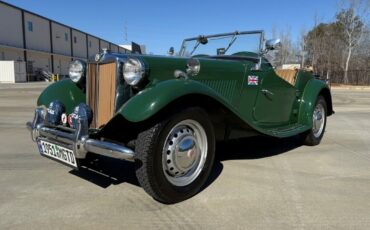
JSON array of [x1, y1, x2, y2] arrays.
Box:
[[37, 79, 86, 114], [298, 79, 331, 126], [117, 79, 238, 122]]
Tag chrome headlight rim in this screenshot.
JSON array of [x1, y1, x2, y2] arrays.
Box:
[[123, 57, 146, 86], [69, 60, 86, 83], [186, 58, 200, 76]]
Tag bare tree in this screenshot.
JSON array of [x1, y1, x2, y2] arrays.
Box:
[[305, 22, 342, 76], [310, 13, 322, 70], [270, 27, 300, 68], [298, 28, 307, 68], [337, 0, 369, 83]]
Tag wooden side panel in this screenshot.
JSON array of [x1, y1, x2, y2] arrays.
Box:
[[96, 63, 116, 128]]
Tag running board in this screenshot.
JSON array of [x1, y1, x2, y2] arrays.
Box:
[[267, 123, 310, 138]]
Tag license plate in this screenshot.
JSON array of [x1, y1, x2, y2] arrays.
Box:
[[38, 140, 77, 168]]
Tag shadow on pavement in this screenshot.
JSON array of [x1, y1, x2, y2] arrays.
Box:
[[70, 135, 302, 190], [216, 135, 302, 161], [69, 155, 139, 188]]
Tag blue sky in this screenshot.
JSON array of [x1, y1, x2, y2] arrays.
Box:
[[4, 0, 340, 54]]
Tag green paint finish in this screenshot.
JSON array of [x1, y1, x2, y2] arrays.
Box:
[[298, 79, 329, 126], [34, 51, 332, 139], [252, 68, 296, 126], [198, 79, 238, 101], [119, 54, 331, 138], [295, 70, 314, 91], [141, 55, 188, 82], [37, 79, 86, 114], [141, 55, 249, 84], [118, 79, 242, 123]]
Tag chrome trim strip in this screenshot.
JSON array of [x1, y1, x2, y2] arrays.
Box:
[[86, 63, 90, 108], [95, 63, 100, 127], [39, 126, 75, 145], [179, 30, 265, 56], [183, 30, 264, 42], [114, 60, 120, 112], [84, 139, 134, 161]]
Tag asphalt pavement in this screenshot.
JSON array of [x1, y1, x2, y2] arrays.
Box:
[[0, 83, 369, 230]]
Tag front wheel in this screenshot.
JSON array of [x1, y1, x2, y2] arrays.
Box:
[[302, 96, 327, 146], [134, 107, 215, 203]]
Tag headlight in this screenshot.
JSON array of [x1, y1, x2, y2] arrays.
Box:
[[69, 60, 86, 83], [186, 58, 200, 76], [123, 58, 145, 86]]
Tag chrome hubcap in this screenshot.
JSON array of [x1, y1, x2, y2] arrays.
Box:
[[162, 119, 207, 187], [312, 103, 325, 138]]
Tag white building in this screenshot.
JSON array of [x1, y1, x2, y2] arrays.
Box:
[[119, 44, 146, 54], [0, 1, 130, 78]]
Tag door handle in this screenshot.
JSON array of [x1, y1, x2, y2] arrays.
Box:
[[261, 89, 274, 96]]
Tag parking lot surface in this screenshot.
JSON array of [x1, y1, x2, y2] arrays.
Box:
[[0, 83, 369, 230]]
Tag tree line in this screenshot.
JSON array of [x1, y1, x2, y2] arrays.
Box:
[[270, 0, 370, 85]]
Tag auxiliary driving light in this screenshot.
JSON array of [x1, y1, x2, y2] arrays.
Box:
[[70, 103, 93, 129], [46, 100, 65, 125]]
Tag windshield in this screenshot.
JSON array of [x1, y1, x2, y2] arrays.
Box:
[[179, 31, 263, 57]]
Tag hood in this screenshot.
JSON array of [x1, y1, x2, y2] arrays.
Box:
[[92, 51, 261, 85]]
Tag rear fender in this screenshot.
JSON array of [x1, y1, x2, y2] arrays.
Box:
[[298, 79, 332, 126]]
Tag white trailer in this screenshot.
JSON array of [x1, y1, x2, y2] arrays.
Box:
[[0, 61, 27, 83]]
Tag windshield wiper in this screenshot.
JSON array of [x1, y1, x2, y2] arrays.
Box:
[[224, 34, 238, 53]]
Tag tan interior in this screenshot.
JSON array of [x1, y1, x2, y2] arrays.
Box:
[[87, 63, 116, 128], [275, 69, 298, 85]]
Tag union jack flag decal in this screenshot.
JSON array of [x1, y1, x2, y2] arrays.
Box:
[[248, 75, 258, 85]]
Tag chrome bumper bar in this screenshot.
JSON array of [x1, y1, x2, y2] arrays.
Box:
[[26, 107, 135, 162]]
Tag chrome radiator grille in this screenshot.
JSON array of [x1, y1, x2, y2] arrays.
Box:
[[87, 62, 117, 129]]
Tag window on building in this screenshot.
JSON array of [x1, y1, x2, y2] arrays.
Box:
[[27, 21, 33, 32], [65, 33, 68, 41], [74, 36, 77, 43], [89, 41, 92, 47], [1, 52, 5, 60]]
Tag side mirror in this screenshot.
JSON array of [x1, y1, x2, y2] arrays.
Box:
[[265, 39, 281, 51], [253, 39, 281, 71], [168, 47, 175, 56]]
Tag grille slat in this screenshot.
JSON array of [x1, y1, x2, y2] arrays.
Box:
[[199, 79, 237, 101], [87, 63, 117, 129]]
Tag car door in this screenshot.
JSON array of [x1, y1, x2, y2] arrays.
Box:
[[252, 68, 296, 126]]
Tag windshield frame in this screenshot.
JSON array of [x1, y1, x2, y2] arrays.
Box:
[[179, 30, 265, 57]]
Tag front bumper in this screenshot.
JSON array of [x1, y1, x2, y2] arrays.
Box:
[[26, 107, 135, 162]]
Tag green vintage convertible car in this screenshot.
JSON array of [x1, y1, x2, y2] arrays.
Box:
[[27, 30, 333, 203]]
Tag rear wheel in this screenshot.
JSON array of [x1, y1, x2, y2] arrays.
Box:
[[302, 96, 327, 146], [134, 107, 215, 203]]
